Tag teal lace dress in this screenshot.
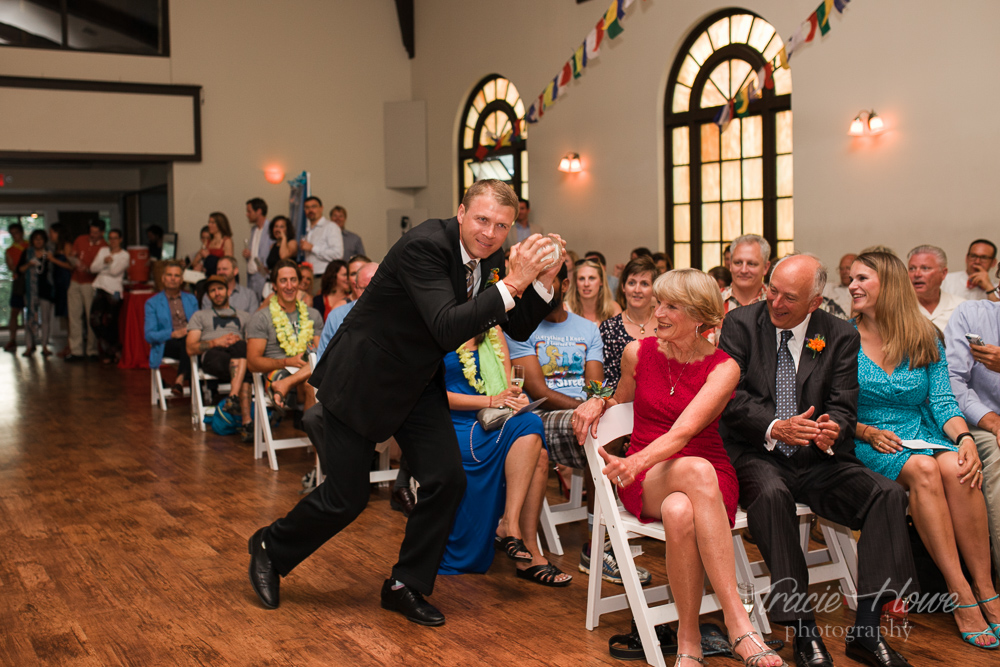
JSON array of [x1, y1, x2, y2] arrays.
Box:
[[854, 338, 963, 481]]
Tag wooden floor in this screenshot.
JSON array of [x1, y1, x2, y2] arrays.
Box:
[[0, 352, 987, 665]]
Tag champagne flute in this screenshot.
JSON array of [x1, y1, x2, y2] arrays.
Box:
[[738, 581, 755, 616], [510, 365, 525, 412]]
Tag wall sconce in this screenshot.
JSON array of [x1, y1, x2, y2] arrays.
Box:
[[558, 152, 582, 173], [848, 110, 884, 136], [264, 166, 285, 184]]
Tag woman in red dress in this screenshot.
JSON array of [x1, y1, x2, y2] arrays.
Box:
[[574, 269, 784, 667]]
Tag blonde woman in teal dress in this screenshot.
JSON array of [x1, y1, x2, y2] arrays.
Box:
[[850, 252, 999, 649]]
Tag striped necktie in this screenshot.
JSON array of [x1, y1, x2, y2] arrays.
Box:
[[465, 260, 477, 300], [775, 330, 798, 456]]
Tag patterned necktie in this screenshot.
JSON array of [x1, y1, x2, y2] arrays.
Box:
[[465, 260, 477, 300], [775, 330, 798, 457]]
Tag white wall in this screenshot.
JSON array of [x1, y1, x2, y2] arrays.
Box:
[[412, 0, 1000, 273], [0, 0, 415, 269]]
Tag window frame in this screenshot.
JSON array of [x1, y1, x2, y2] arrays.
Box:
[[664, 9, 791, 270]]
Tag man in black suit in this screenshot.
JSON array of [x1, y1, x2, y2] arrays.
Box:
[[247, 179, 563, 626], [719, 254, 916, 667]]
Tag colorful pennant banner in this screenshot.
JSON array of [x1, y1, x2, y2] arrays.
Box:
[[714, 0, 856, 130], [526, 0, 646, 124]]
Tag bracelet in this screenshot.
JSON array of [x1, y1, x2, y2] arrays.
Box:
[[501, 279, 522, 298], [956, 431, 975, 446], [861, 424, 871, 441]]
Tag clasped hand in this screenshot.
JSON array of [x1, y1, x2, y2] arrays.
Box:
[[772, 406, 839, 453], [507, 233, 566, 293], [491, 388, 529, 410]]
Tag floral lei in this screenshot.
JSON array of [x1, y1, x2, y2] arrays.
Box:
[[269, 297, 314, 356], [457, 328, 504, 394]]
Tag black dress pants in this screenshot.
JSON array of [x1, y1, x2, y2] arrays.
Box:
[[734, 447, 917, 623], [264, 382, 466, 595]]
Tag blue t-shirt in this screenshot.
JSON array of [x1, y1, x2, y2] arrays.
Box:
[[506, 313, 603, 401], [317, 300, 357, 357]]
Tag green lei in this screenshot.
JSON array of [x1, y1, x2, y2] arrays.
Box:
[[456, 327, 506, 395]]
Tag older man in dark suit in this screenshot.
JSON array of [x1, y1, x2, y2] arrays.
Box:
[[719, 254, 916, 667], [247, 179, 563, 626]]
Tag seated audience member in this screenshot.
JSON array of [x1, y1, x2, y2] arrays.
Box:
[[586, 250, 620, 295], [851, 252, 998, 649], [313, 259, 351, 320], [18, 230, 55, 357], [823, 253, 856, 315], [719, 254, 918, 667], [650, 252, 671, 275], [247, 259, 322, 414], [724, 234, 770, 312], [145, 262, 198, 396], [89, 228, 130, 364], [187, 275, 253, 440], [316, 263, 378, 357], [199, 255, 259, 313], [346, 254, 371, 299], [566, 258, 621, 325], [297, 263, 315, 302], [602, 256, 658, 391], [942, 238, 998, 302], [265, 216, 298, 273], [330, 206, 366, 260], [818, 293, 848, 320], [438, 326, 570, 586], [708, 265, 732, 289], [507, 264, 650, 586], [945, 291, 1000, 580], [574, 269, 783, 667], [907, 245, 965, 331], [723, 243, 732, 270]]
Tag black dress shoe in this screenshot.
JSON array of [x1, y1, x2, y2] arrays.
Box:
[[247, 528, 280, 609], [794, 636, 833, 667], [380, 579, 444, 626], [390, 487, 416, 517], [845, 636, 911, 667]]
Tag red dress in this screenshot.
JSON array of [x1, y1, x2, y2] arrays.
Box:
[[617, 337, 740, 527]]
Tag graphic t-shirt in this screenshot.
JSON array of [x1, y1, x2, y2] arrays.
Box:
[[187, 307, 250, 343], [506, 312, 603, 401]]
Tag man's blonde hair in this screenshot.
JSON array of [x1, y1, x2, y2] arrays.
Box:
[[461, 179, 519, 212]]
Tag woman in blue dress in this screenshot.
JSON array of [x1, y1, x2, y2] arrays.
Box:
[[438, 325, 571, 586], [850, 251, 999, 649]]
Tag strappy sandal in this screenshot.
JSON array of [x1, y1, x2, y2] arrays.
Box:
[[954, 601, 1000, 648], [731, 630, 787, 666], [515, 563, 572, 587], [674, 655, 703, 666], [494, 535, 532, 562], [978, 594, 1000, 639]]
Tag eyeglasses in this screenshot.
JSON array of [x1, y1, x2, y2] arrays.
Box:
[[968, 253, 996, 262]]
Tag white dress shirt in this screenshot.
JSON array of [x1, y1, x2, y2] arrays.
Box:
[[919, 290, 965, 332], [458, 241, 553, 310], [823, 283, 853, 317], [304, 217, 344, 275], [90, 247, 130, 295], [764, 314, 812, 450], [942, 271, 991, 301]]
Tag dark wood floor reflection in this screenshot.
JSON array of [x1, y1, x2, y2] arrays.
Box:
[[0, 354, 985, 665]]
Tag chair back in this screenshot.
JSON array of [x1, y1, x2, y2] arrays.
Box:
[[583, 402, 634, 516]]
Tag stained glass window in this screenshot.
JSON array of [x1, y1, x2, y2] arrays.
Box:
[[666, 10, 793, 269], [458, 75, 528, 204]]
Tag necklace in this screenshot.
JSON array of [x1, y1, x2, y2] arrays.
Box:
[[623, 308, 655, 335], [664, 344, 696, 396]]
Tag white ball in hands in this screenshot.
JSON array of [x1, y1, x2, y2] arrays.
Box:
[[539, 235, 561, 270]]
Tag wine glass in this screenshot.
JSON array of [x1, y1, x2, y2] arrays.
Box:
[[738, 581, 755, 616], [510, 365, 525, 412]]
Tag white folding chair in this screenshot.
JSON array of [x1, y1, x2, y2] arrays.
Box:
[[151, 357, 188, 411], [582, 403, 859, 667], [315, 437, 398, 487], [190, 355, 232, 431], [538, 467, 587, 556]]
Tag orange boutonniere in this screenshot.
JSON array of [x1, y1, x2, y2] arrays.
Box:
[[806, 334, 826, 358], [486, 268, 500, 285]]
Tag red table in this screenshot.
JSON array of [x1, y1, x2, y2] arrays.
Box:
[[118, 290, 155, 369]]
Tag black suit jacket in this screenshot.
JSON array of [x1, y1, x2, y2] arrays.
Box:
[[718, 301, 861, 466], [311, 217, 554, 442]]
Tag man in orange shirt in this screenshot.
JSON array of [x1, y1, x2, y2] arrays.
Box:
[[65, 220, 107, 361], [4, 223, 28, 352]]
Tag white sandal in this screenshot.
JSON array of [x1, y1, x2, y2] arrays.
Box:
[[731, 630, 786, 667]]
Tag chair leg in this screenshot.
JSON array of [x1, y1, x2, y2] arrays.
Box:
[[586, 513, 606, 630], [538, 498, 564, 556]]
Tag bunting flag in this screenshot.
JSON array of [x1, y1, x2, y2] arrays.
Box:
[[585, 21, 604, 61], [714, 0, 859, 129], [551, 74, 560, 102], [604, 0, 625, 40], [543, 81, 555, 109], [560, 61, 573, 86], [525, 104, 537, 123], [573, 45, 585, 78]]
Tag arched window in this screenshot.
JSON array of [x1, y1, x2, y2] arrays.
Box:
[[665, 10, 792, 270], [457, 75, 528, 204]]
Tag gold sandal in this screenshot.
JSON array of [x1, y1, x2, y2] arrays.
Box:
[[674, 655, 704, 666], [731, 630, 786, 667]]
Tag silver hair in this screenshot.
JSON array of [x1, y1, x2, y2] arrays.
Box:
[[731, 234, 771, 265], [772, 252, 827, 299], [907, 244, 947, 268]]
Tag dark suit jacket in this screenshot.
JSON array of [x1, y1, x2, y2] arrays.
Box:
[[311, 217, 554, 442], [718, 301, 861, 466]]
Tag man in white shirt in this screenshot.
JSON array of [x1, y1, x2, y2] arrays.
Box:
[[299, 196, 343, 279], [942, 238, 998, 301], [242, 197, 273, 298], [908, 245, 965, 331], [823, 253, 856, 316]]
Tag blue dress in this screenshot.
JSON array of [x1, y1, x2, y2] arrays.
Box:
[[855, 338, 963, 481], [438, 349, 546, 575]]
